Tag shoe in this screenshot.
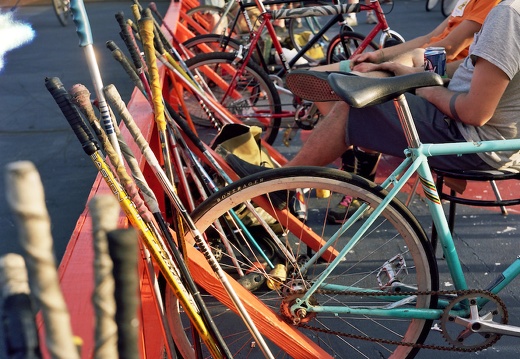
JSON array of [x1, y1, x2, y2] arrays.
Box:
[[366, 12, 378, 24], [285, 70, 345, 103], [326, 195, 374, 224], [345, 15, 358, 27], [225, 154, 288, 209]]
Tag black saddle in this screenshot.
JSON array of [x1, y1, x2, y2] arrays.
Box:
[[328, 71, 444, 108]]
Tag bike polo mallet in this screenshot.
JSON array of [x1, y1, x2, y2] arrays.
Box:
[[69, 0, 123, 160]]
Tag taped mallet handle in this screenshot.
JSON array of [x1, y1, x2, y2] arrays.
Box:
[[5, 161, 79, 359], [115, 12, 144, 74], [107, 228, 140, 359], [45, 77, 99, 156], [106, 40, 146, 95], [88, 195, 120, 359], [0, 253, 41, 359]]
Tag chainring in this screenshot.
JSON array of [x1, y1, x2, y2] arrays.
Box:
[[441, 292, 507, 350]]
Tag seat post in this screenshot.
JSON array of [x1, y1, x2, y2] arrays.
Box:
[[393, 94, 422, 150]]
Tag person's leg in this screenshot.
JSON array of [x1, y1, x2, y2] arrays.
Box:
[[286, 101, 351, 167], [391, 48, 426, 68], [347, 0, 359, 26], [365, 0, 377, 24], [303, 63, 384, 177]]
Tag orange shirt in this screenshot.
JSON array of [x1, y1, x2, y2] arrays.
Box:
[[429, 0, 499, 61]]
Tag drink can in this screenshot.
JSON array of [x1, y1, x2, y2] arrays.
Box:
[[424, 47, 446, 77]]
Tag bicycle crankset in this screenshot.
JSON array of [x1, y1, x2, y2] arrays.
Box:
[[441, 292, 507, 350], [294, 101, 322, 130]]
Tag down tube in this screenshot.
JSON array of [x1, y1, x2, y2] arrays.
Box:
[[415, 155, 469, 291]]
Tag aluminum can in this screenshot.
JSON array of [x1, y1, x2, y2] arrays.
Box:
[[424, 47, 446, 77]]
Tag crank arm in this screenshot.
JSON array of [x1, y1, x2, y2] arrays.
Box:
[[470, 319, 520, 337], [454, 309, 520, 338]]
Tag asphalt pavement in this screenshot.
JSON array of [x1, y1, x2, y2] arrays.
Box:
[[1, 1, 520, 358]]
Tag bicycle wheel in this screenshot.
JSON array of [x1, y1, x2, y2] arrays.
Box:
[[182, 34, 263, 64], [184, 52, 282, 145], [52, 0, 70, 27], [287, 3, 338, 63], [425, 0, 440, 11], [168, 167, 438, 358], [326, 30, 378, 64], [441, 0, 458, 17]]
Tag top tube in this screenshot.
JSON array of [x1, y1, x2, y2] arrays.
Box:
[[271, 3, 360, 20], [420, 139, 520, 158]]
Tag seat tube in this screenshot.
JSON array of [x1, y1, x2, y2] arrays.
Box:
[[393, 94, 422, 149]]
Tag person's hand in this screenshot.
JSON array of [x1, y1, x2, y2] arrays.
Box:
[[350, 51, 381, 65], [371, 62, 424, 76], [351, 62, 381, 73]]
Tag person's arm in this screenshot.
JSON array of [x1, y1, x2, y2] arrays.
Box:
[[353, 48, 426, 72], [417, 58, 510, 126], [351, 17, 450, 64], [427, 20, 481, 61]]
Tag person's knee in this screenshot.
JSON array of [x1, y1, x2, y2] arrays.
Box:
[[313, 62, 341, 72], [411, 48, 426, 68]]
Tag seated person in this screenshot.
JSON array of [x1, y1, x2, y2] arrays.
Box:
[[286, 0, 520, 224], [305, 0, 498, 223]]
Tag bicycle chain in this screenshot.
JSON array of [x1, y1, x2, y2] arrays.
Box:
[[287, 288, 508, 352]]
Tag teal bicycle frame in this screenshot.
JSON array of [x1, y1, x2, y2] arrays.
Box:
[[291, 93, 520, 323]]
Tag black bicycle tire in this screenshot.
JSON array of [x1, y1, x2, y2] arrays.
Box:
[[184, 52, 282, 145], [441, 0, 457, 17], [287, 3, 336, 63], [425, 0, 440, 11], [326, 30, 378, 64], [52, 0, 70, 27], [183, 166, 438, 358], [182, 33, 263, 64]]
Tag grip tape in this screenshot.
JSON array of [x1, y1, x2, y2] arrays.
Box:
[[107, 228, 140, 359], [45, 77, 98, 155], [70, 0, 93, 47], [115, 12, 143, 70]]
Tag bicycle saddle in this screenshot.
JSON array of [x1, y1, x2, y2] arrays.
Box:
[[328, 71, 444, 108]]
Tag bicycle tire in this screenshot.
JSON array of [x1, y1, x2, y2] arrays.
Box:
[[182, 33, 263, 64], [425, 0, 440, 11], [184, 52, 282, 145], [168, 166, 438, 358], [287, 3, 338, 63], [441, 0, 458, 17], [52, 0, 70, 27], [383, 33, 405, 48], [326, 30, 378, 64]]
